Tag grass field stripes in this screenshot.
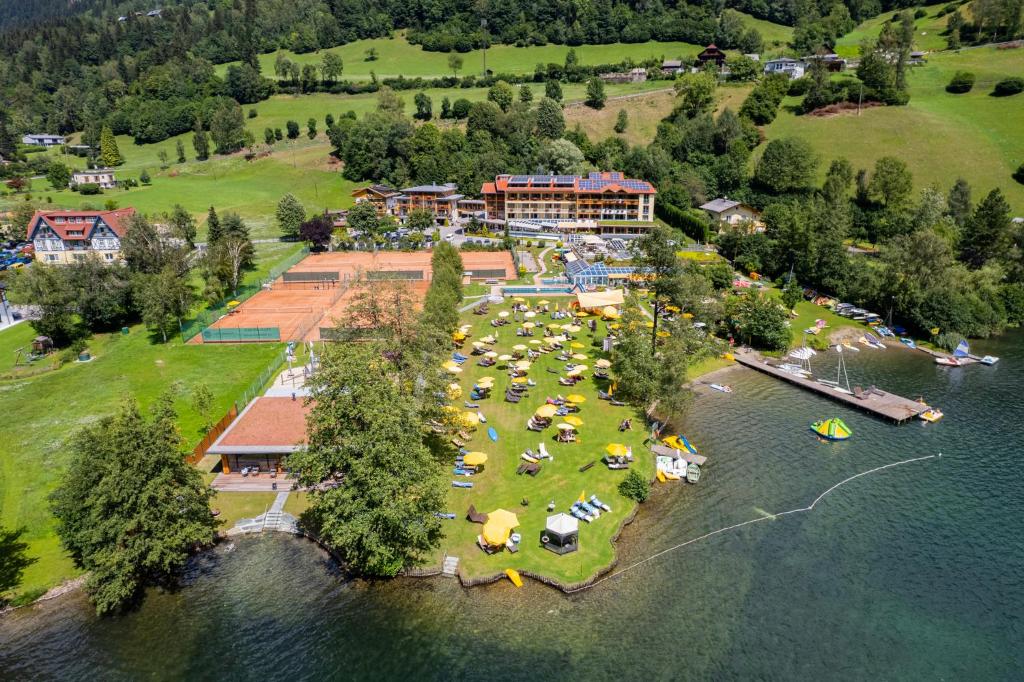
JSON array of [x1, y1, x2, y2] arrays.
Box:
[[201, 327, 282, 343]]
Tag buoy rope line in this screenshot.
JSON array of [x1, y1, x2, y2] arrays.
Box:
[[566, 453, 939, 594]]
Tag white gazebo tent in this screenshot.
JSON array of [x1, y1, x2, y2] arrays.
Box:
[[541, 513, 580, 554]]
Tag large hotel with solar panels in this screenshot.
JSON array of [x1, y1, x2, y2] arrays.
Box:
[[481, 172, 656, 232]]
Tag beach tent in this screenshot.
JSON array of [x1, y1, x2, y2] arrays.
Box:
[[482, 509, 520, 546], [541, 513, 579, 555], [811, 418, 852, 441]]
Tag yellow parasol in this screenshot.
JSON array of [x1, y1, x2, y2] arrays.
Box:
[[571, 353, 588, 360], [564, 415, 584, 427], [556, 423, 576, 431], [484, 351, 498, 358], [476, 377, 495, 387], [522, 322, 535, 329], [606, 443, 628, 457], [570, 342, 585, 349], [480, 335, 497, 344], [227, 300, 241, 308], [535, 404, 558, 418], [443, 360, 459, 370], [453, 332, 466, 341], [498, 354, 513, 361], [462, 412, 480, 426], [566, 394, 586, 403], [513, 344, 528, 351], [567, 325, 582, 333], [446, 365, 463, 374], [463, 451, 488, 466], [595, 359, 612, 368], [528, 339, 542, 345], [602, 305, 619, 318], [512, 376, 529, 384], [482, 509, 520, 546], [538, 299, 550, 305], [512, 297, 526, 302], [447, 383, 462, 399], [514, 360, 531, 370], [498, 311, 510, 318], [472, 341, 485, 348], [524, 311, 537, 319], [609, 323, 621, 330], [560, 324, 574, 331]]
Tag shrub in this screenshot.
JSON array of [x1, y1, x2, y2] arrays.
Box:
[[77, 183, 101, 195], [787, 77, 811, 96], [1012, 162, 1024, 185], [946, 71, 975, 93], [247, 108, 258, 118], [914, 8, 928, 18], [619, 470, 650, 503], [992, 77, 1024, 97]]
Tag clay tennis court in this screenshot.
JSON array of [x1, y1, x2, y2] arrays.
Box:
[[199, 250, 514, 343]]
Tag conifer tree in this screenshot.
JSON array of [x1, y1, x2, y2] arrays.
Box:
[[99, 125, 123, 167]]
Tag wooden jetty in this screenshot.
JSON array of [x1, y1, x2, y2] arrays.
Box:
[[732, 349, 930, 423]]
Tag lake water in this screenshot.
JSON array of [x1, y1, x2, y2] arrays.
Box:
[[3, 333, 1023, 680]]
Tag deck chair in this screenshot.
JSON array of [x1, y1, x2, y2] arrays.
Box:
[[467, 505, 488, 523]]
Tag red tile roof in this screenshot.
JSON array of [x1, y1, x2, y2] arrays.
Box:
[[27, 208, 136, 241], [215, 397, 311, 449]]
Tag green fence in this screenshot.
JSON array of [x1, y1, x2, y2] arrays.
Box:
[[201, 327, 281, 343], [179, 245, 310, 343], [235, 346, 290, 410]]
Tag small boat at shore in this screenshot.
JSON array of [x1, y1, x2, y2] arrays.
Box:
[[919, 408, 944, 423], [935, 356, 963, 366], [899, 338, 917, 349], [841, 342, 860, 352], [686, 463, 701, 484], [709, 383, 733, 393], [981, 355, 999, 365]]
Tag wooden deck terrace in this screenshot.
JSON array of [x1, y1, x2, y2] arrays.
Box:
[[211, 473, 299, 492], [732, 349, 931, 423]]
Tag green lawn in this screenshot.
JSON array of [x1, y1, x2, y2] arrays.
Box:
[[212, 492, 280, 531], [440, 299, 657, 586], [731, 11, 795, 51], [834, 2, 959, 58], [0, 324, 282, 602], [217, 32, 707, 81], [762, 45, 1024, 213]]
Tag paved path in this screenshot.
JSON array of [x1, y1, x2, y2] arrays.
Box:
[[532, 246, 554, 285]]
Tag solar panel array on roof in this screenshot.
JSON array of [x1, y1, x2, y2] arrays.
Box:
[[554, 175, 576, 186], [509, 175, 530, 186]]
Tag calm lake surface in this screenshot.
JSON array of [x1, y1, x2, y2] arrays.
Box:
[[3, 333, 1023, 680]]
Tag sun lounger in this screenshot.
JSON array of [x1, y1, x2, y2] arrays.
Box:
[[505, 392, 522, 403], [578, 461, 596, 472], [590, 495, 611, 512], [464, 402, 480, 408], [579, 500, 600, 517], [610, 399, 626, 406], [525, 463, 540, 476], [452, 481, 474, 488], [521, 453, 539, 463], [434, 512, 457, 519], [570, 504, 593, 523], [516, 463, 528, 475], [538, 443, 552, 460], [598, 391, 611, 400], [467, 505, 488, 523]]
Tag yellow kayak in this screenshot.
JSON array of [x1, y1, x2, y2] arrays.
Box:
[[505, 568, 523, 587]]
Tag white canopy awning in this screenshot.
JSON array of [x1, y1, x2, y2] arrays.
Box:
[[546, 512, 579, 535]]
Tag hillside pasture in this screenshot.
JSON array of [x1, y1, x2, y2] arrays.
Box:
[[834, 2, 960, 57]]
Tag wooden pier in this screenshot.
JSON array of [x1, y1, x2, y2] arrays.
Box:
[[732, 349, 930, 423]]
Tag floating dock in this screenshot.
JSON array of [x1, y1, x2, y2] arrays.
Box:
[[732, 349, 930, 423]]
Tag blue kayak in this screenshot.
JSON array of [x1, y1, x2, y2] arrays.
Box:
[[488, 427, 498, 442]]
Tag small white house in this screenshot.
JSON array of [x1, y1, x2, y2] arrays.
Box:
[[22, 134, 65, 147], [699, 198, 764, 232], [71, 169, 117, 189], [763, 57, 807, 80]]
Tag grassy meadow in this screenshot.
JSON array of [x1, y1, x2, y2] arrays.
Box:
[[217, 33, 709, 81], [762, 45, 1024, 212], [834, 2, 960, 57]]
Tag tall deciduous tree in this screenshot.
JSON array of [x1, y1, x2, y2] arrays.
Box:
[[585, 76, 606, 109], [535, 97, 565, 139], [276, 193, 306, 240], [753, 137, 818, 194], [487, 80, 514, 111], [50, 395, 217, 614], [192, 119, 210, 161], [299, 214, 334, 250], [961, 188, 1013, 268], [289, 341, 446, 576]]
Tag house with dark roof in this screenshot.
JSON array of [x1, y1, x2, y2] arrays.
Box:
[[696, 44, 727, 68], [21, 134, 65, 147], [661, 59, 685, 75], [699, 198, 763, 232], [351, 184, 402, 217], [395, 183, 463, 225], [26, 208, 136, 265]]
